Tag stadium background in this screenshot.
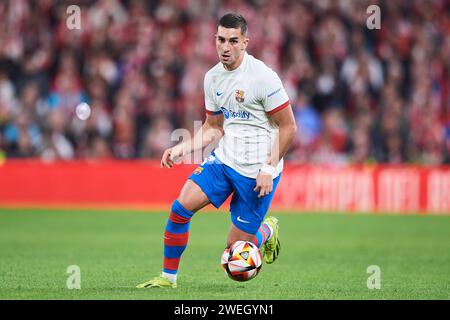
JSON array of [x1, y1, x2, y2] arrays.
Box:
[[0, 0, 449, 213], [0, 0, 450, 301]]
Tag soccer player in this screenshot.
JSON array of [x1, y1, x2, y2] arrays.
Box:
[[137, 13, 297, 288]]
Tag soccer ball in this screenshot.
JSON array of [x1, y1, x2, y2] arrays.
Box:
[[221, 240, 263, 282]]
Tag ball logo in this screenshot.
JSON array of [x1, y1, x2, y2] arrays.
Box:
[[235, 90, 245, 103], [240, 251, 249, 260]]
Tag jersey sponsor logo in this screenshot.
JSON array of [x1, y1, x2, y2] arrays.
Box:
[[237, 216, 251, 224], [220, 107, 250, 120], [235, 89, 245, 103], [216, 91, 224, 96]]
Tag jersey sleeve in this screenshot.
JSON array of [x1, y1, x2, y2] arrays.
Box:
[[260, 71, 290, 115], [204, 73, 222, 115]]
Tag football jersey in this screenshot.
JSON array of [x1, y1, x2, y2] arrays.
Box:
[[204, 52, 290, 179]]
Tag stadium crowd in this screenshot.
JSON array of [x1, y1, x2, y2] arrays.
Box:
[[0, 0, 449, 164]]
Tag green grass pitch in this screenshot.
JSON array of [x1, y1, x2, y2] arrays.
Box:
[[0, 208, 449, 299]]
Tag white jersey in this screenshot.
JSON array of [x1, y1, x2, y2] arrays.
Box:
[[204, 52, 290, 179]]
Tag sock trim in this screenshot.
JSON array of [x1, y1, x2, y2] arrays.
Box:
[[162, 272, 177, 283], [266, 223, 274, 240], [172, 200, 194, 219]]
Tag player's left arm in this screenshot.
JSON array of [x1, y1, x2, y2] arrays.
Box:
[[254, 104, 297, 198], [266, 104, 297, 167]]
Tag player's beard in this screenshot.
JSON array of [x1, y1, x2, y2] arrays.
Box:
[[220, 53, 238, 70], [221, 53, 232, 64]]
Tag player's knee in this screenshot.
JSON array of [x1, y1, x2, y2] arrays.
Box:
[[177, 180, 210, 212], [174, 197, 198, 214], [171, 199, 195, 220]]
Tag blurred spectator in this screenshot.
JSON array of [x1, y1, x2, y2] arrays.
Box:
[[312, 108, 350, 165], [349, 110, 374, 164], [289, 93, 321, 162], [372, 91, 410, 163], [0, 70, 16, 123], [40, 109, 74, 161], [3, 111, 41, 157], [139, 116, 174, 159], [0, 0, 448, 165], [341, 47, 384, 96], [85, 135, 112, 159], [48, 51, 87, 117]]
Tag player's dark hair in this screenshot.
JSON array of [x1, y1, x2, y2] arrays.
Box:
[[218, 13, 248, 36]]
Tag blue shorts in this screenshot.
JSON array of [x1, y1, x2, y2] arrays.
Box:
[[188, 153, 281, 234]]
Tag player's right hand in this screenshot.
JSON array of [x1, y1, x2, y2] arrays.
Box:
[[254, 171, 273, 198], [161, 148, 175, 168]]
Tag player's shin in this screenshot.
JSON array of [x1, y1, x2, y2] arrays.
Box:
[[162, 200, 194, 283]]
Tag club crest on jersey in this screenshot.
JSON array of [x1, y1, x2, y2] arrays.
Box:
[[235, 90, 245, 103], [193, 167, 203, 175]]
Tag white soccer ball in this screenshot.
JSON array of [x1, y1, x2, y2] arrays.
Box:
[[221, 240, 263, 282]]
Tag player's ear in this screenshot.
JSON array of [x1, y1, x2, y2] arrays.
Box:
[[242, 37, 249, 50]]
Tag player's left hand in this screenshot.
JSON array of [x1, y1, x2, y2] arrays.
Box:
[[254, 172, 273, 198]]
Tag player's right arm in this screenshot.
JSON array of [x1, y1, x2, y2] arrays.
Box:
[[160, 114, 224, 168]]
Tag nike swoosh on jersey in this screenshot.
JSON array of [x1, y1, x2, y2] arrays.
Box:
[[216, 91, 223, 96], [237, 216, 250, 224]]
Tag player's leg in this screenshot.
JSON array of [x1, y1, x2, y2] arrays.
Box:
[[137, 153, 233, 288], [226, 169, 282, 263], [137, 180, 210, 289], [226, 190, 273, 249], [226, 223, 255, 248], [161, 180, 211, 283], [250, 219, 274, 249]]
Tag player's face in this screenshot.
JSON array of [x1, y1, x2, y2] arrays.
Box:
[[215, 26, 248, 71]]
